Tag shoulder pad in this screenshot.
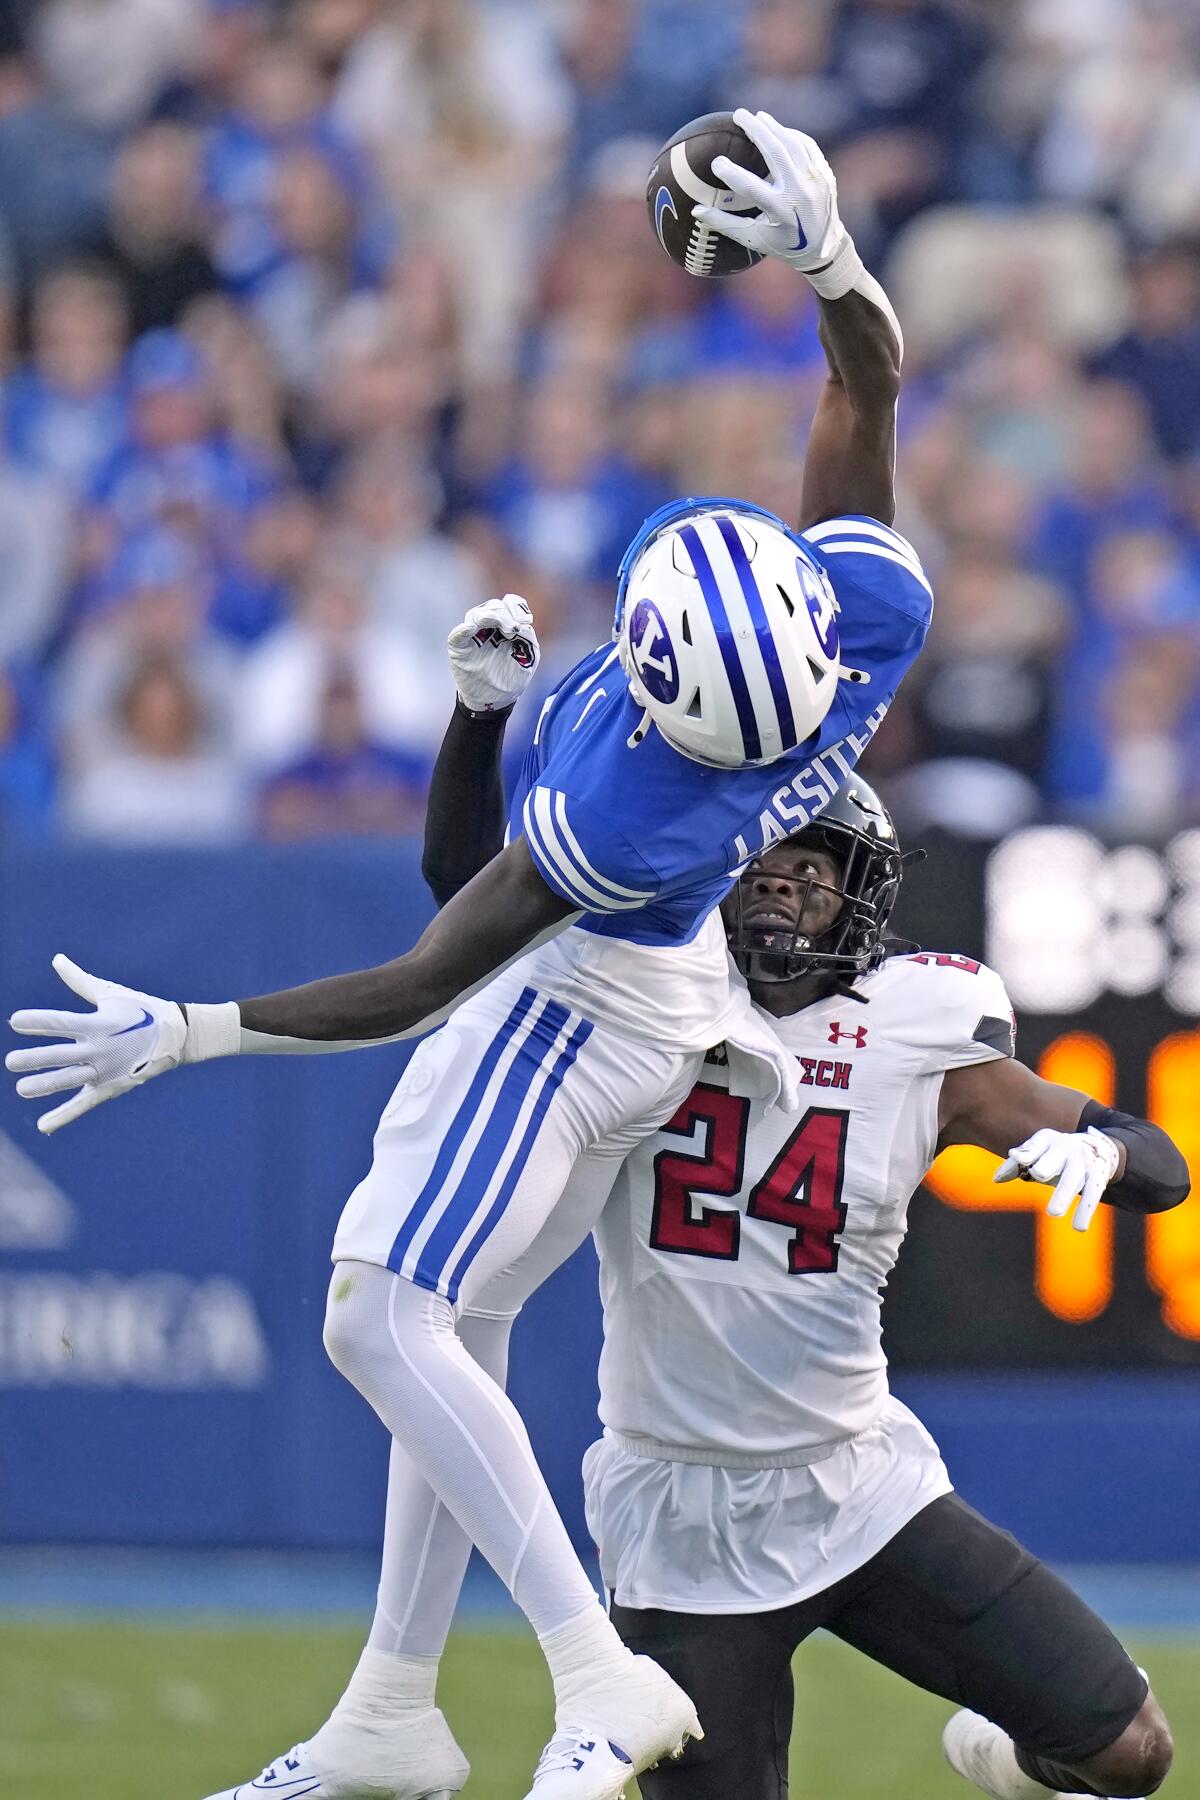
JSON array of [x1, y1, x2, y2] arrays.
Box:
[[803, 516, 932, 620], [876, 953, 1017, 1068]]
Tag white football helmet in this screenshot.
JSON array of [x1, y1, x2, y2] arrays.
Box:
[[614, 497, 848, 768]]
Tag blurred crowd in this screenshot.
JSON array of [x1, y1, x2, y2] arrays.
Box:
[[0, 0, 1199, 845]]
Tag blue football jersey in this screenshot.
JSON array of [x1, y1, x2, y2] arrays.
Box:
[[509, 515, 931, 947]]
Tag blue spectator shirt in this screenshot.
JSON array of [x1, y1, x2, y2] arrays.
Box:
[[486, 456, 669, 589], [5, 368, 128, 497], [203, 112, 390, 294], [90, 435, 279, 544]]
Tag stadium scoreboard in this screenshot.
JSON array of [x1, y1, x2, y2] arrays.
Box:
[[887, 827, 1200, 1370]]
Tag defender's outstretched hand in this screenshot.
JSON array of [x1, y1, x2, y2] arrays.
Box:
[[448, 595, 541, 716], [696, 109, 852, 281], [7, 953, 187, 1134], [994, 1125, 1122, 1233]]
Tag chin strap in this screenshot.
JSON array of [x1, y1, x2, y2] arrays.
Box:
[[619, 645, 655, 749], [626, 707, 653, 750]]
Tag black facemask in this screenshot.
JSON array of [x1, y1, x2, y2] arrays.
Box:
[[725, 780, 904, 986]]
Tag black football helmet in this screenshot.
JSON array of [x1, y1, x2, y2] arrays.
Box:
[[725, 776, 903, 985]]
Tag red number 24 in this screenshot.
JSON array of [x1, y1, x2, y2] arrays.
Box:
[[649, 1084, 849, 1274]]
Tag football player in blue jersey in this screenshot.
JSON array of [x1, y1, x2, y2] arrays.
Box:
[[11, 114, 937, 1800]]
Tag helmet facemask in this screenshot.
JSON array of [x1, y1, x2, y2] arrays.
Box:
[[725, 806, 903, 986]]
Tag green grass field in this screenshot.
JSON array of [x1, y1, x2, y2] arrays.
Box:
[[1, 1619, 1197, 1800]]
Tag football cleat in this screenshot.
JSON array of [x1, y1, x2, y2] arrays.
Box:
[[942, 1709, 1138, 1800], [523, 1656, 702, 1799], [202, 1713, 469, 1800]]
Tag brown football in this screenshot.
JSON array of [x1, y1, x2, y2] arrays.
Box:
[[646, 110, 768, 279]]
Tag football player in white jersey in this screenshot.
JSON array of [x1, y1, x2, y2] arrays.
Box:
[[13, 114, 941, 1800], [422, 713, 1187, 1800], [590, 779, 1186, 1800]]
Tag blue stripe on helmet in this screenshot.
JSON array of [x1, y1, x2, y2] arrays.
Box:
[[387, 987, 538, 1274], [715, 514, 797, 753], [441, 1016, 593, 1302], [412, 997, 572, 1288], [614, 494, 811, 632], [678, 522, 761, 763]]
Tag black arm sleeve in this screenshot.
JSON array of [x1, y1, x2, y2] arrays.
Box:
[[421, 701, 510, 908], [1079, 1100, 1191, 1214]]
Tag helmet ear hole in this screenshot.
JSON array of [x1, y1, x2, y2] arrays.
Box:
[[806, 655, 827, 684], [685, 686, 703, 719], [775, 583, 796, 619]]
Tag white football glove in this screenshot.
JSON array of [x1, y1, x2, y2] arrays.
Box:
[[7, 953, 188, 1134], [448, 594, 540, 715], [994, 1126, 1122, 1234], [695, 109, 859, 294]]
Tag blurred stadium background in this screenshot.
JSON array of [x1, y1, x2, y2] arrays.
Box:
[[0, 0, 1199, 1794]]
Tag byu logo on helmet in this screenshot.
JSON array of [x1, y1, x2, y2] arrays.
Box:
[[797, 557, 839, 659], [628, 598, 679, 704]]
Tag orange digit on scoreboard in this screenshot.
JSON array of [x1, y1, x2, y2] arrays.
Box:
[[924, 1033, 1115, 1325], [1145, 1033, 1200, 1340], [1036, 1034, 1116, 1323], [927, 1030, 1200, 1338]]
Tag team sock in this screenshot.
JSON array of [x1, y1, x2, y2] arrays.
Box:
[[325, 1265, 624, 1654], [366, 1312, 516, 1659], [330, 1645, 439, 1717], [540, 1602, 638, 1720], [964, 1728, 1060, 1797], [305, 1647, 441, 1768]]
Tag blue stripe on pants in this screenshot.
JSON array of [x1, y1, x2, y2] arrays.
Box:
[[408, 997, 571, 1289], [386, 986, 537, 1275], [440, 1017, 595, 1302]]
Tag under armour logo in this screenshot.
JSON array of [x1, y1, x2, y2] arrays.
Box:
[[828, 1021, 868, 1048]]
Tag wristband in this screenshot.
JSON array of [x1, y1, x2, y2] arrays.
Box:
[[181, 1000, 243, 1064], [805, 234, 865, 301], [454, 696, 516, 723], [807, 250, 905, 365]]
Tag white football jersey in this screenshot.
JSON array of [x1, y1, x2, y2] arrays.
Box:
[[595, 953, 1016, 1461]]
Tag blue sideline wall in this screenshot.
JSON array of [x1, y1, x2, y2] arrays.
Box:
[[0, 839, 1196, 1564]]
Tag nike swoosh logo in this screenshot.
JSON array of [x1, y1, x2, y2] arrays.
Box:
[[112, 1009, 154, 1037], [238, 1779, 321, 1798], [788, 211, 808, 252], [654, 184, 678, 253]]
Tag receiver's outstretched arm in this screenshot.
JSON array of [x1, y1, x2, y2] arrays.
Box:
[[238, 837, 575, 1043], [8, 596, 555, 1132], [798, 289, 901, 531], [696, 108, 903, 529]]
